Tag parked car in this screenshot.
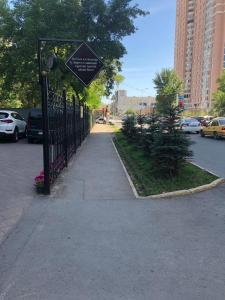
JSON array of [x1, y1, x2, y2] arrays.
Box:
[[96, 116, 105, 124], [180, 118, 201, 133], [193, 116, 205, 125], [0, 110, 27, 142], [202, 115, 215, 126], [200, 117, 225, 139], [27, 109, 43, 143]]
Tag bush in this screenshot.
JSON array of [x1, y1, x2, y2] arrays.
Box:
[[142, 114, 160, 153], [151, 131, 192, 176], [122, 115, 137, 140], [151, 106, 192, 176]]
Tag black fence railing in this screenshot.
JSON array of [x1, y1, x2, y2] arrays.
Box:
[[42, 76, 90, 194]]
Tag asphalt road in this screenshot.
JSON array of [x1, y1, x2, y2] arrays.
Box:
[[191, 134, 225, 178], [0, 138, 42, 244]]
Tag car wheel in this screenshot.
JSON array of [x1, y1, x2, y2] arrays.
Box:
[[12, 128, 19, 142], [200, 130, 205, 137], [23, 127, 27, 138], [213, 132, 219, 139], [28, 138, 34, 144]]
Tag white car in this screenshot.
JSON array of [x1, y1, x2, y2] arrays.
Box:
[[0, 110, 27, 142], [180, 118, 201, 133], [96, 117, 105, 124]]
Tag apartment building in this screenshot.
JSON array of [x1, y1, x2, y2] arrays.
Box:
[[175, 0, 225, 110]]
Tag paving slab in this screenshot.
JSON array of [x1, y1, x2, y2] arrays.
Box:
[[0, 125, 225, 300]]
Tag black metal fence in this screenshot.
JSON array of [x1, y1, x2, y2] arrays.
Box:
[[42, 76, 90, 194]]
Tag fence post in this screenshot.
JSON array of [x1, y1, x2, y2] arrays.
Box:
[[72, 95, 77, 153], [41, 74, 50, 195], [87, 107, 90, 134], [63, 89, 68, 168], [83, 104, 86, 137], [79, 101, 83, 144]]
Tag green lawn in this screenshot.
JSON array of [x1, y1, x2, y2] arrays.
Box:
[[114, 131, 217, 196]]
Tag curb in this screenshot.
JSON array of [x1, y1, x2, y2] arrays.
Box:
[[112, 138, 225, 199], [112, 138, 139, 198], [190, 161, 220, 177]]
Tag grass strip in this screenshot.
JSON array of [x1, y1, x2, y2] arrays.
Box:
[[114, 131, 218, 196]]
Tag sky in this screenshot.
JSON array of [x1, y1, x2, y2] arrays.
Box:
[[111, 0, 177, 99]]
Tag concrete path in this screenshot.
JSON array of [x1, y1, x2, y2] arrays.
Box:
[[1, 125, 225, 300], [64, 124, 134, 200]]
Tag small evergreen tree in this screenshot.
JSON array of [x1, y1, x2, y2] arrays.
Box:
[[142, 113, 160, 153], [135, 113, 146, 144], [151, 69, 192, 176], [122, 115, 137, 140]]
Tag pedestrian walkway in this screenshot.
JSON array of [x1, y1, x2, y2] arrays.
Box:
[[62, 124, 134, 201], [1, 125, 225, 300]]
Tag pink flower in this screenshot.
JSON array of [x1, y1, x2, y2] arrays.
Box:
[[35, 175, 44, 183]]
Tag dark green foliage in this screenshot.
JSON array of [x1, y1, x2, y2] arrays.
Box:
[[122, 115, 137, 140], [0, 0, 148, 107], [153, 69, 182, 115], [142, 114, 160, 152], [136, 114, 145, 127], [212, 70, 225, 116], [135, 114, 146, 144], [115, 131, 216, 196], [151, 125, 192, 177], [121, 69, 192, 178], [150, 69, 192, 176]]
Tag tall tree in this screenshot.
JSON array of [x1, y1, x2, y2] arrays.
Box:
[[153, 68, 183, 115], [0, 0, 148, 107], [151, 69, 192, 177], [212, 70, 225, 116]]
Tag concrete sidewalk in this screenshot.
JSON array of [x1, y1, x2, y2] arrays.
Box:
[[1, 125, 225, 300], [60, 124, 134, 201]]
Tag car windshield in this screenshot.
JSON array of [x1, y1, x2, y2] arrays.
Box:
[[183, 118, 198, 124], [0, 112, 8, 119], [219, 119, 225, 125]]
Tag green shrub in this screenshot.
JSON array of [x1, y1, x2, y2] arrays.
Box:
[[121, 115, 137, 140], [151, 106, 192, 176]]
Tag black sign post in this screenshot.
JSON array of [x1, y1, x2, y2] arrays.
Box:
[[65, 43, 103, 87]]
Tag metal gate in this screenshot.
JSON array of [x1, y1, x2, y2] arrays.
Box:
[[41, 75, 90, 194]]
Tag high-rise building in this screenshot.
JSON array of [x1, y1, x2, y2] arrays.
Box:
[[175, 0, 225, 110]]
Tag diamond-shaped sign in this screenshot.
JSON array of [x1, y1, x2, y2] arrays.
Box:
[[65, 43, 103, 87]]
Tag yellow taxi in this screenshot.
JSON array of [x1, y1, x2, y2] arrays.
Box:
[[200, 117, 225, 139]]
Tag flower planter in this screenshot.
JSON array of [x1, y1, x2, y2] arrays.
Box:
[[35, 170, 45, 194], [35, 184, 45, 194]]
